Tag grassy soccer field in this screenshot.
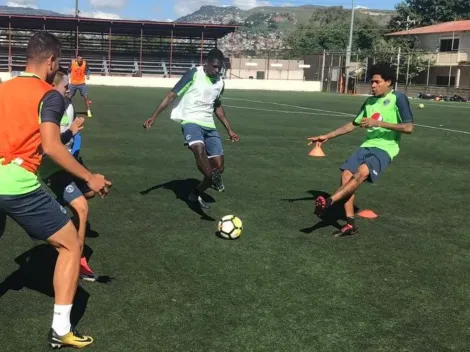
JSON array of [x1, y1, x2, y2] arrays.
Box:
[[1, 87, 470, 351]]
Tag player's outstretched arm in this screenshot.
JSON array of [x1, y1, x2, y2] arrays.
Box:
[[308, 122, 357, 145], [143, 91, 177, 129], [144, 68, 197, 129], [215, 105, 239, 142]]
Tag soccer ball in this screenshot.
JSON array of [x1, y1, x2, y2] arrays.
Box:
[[218, 215, 243, 240], [419, 103, 424, 109]]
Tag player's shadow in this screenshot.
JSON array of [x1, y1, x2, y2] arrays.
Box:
[[0, 244, 91, 326], [282, 190, 360, 234], [140, 178, 216, 222], [84, 221, 100, 238], [0, 210, 6, 240]]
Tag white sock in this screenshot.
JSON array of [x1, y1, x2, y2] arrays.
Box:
[[52, 304, 72, 336]]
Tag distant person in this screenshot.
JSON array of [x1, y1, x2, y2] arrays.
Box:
[[68, 55, 92, 118], [308, 63, 414, 237], [143, 48, 239, 209], [0, 31, 111, 348], [39, 70, 98, 282]]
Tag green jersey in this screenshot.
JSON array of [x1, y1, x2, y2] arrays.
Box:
[[353, 90, 413, 159]]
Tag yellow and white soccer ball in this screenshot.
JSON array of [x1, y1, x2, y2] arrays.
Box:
[[218, 215, 243, 240]]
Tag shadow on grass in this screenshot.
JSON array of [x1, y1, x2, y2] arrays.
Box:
[[140, 178, 215, 222], [282, 190, 361, 234], [0, 244, 100, 326]]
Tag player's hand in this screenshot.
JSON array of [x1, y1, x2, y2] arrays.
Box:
[[70, 117, 85, 135], [307, 135, 328, 146], [143, 117, 156, 129], [87, 174, 112, 198], [86, 75, 90, 80], [228, 130, 240, 142], [360, 117, 380, 128]]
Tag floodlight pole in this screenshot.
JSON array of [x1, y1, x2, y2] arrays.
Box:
[[75, 0, 79, 17], [344, 0, 355, 93]]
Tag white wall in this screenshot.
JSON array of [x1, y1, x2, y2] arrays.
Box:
[[417, 34, 441, 52], [416, 32, 470, 65], [0, 73, 322, 92]]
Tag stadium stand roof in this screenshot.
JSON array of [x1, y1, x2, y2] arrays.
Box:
[[387, 20, 470, 36], [0, 14, 238, 38]]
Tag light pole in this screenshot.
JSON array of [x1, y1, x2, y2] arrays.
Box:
[[75, 0, 80, 17], [344, 0, 355, 93]]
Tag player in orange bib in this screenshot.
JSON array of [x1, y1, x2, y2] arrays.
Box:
[[0, 31, 111, 348], [68, 55, 92, 118]]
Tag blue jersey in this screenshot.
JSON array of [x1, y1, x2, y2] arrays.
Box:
[[71, 132, 81, 158]]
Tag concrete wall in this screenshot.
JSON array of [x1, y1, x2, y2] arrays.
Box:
[[228, 58, 306, 80], [0, 72, 321, 92]]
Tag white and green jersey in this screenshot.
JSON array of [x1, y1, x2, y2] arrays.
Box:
[[170, 66, 224, 129], [39, 99, 76, 179]]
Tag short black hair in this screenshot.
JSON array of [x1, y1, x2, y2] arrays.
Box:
[[368, 63, 396, 86], [26, 31, 61, 64], [207, 48, 224, 63]]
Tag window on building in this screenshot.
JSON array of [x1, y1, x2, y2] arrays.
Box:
[[439, 38, 459, 52], [436, 76, 455, 86]]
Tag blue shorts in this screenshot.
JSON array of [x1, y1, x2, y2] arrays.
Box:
[[182, 123, 224, 158], [69, 84, 88, 97], [43, 170, 91, 206], [340, 147, 392, 183], [0, 187, 70, 240]]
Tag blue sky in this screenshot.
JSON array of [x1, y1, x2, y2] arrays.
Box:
[[2, 0, 401, 21]]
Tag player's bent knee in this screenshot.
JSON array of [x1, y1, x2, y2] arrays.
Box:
[[355, 164, 370, 183], [210, 157, 224, 173], [341, 170, 353, 184], [47, 221, 81, 254], [70, 197, 89, 218], [190, 144, 207, 158]]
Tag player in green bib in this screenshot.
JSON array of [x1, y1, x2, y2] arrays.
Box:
[[143, 49, 239, 209], [308, 63, 414, 237]]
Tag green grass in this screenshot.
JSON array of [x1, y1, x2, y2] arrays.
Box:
[[1, 88, 470, 351]]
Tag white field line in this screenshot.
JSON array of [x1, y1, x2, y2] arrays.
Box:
[[224, 97, 470, 135], [223, 105, 348, 118]]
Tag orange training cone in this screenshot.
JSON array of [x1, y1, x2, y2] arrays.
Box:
[[357, 209, 378, 219], [309, 142, 325, 157]]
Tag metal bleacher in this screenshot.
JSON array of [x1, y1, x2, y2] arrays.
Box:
[[0, 14, 236, 78], [0, 13, 237, 77], [1, 52, 198, 77]]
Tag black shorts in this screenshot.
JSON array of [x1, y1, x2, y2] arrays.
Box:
[[43, 170, 91, 206], [0, 187, 70, 240], [339, 147, 392, 183]]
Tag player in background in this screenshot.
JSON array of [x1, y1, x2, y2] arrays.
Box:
[[68, 55, 92, 118], [39, 70, 98, 282], [0, 31, 111, 348], [143, 48, 239, 209], [308, 63, 414, 237]]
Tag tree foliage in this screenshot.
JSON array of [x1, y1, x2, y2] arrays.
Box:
[[389, 0, 470, 31], [287, 7, 387, 57]]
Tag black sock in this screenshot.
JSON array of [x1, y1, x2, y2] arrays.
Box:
[[347, 216, 356, 227], [326, 197, 333, 207]]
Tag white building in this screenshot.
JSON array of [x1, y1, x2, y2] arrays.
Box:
[[387, 20, 470, 88]]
